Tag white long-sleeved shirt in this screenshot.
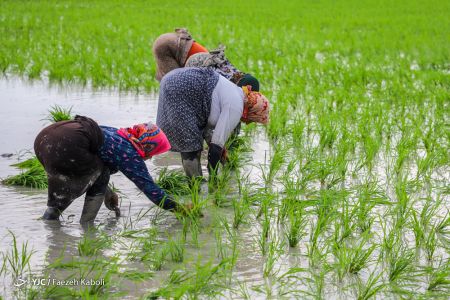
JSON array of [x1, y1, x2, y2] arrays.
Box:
[[207, 75, 244, 148]]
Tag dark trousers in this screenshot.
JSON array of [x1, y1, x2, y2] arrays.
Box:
[[34, 116, 108, 213]]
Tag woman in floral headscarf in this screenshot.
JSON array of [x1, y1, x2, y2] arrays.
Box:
[[156, 68, 269, 178], [34, 115, 187, 223]]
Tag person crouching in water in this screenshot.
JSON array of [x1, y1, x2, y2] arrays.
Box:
[[34, 115, 186, 223]]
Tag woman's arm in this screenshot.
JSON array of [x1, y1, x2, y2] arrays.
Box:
[[210, 77, 244, 148], [118, 155, 178, 210], [99, 127, 178, 211], [208, 76, 244, 172]]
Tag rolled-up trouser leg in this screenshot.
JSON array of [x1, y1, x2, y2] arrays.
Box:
[[181, 150, 202, 178], [80, 167, 110, 223]]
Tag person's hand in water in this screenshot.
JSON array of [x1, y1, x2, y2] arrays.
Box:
[[104, 187, 121, 217], [175, 202, 203, 217]]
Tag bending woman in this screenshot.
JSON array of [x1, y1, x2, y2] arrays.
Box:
[[156, 67, 269, 178], [34, 116, 182, 223], [152, 28, 259, 91]]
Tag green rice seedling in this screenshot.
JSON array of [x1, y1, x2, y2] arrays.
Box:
[[318, 115, 338, 151], [380, 217, 401, 260], [335, 197, 356, 244], [263, 233, 285, 277], [235, 281, 251, 300], [225, 135, 252, 170], [2, 165, 47, 189], [267, 100, 291, 140], [167, 234, 185, 263], [209, 163, 232, 207], [394, 133, 414, 176], [348, 236, 376, 275], [43, 254, 119, 297], [216, 217, 240, 271], [420, 197, 443, 232], [151, 246, 168, 271], [45, 104, 73, 123], [147, 258, 230, 299], [263, 142, 287, 186], [354, 181, 388, 233], [426, 260, 450, 292], [147, 270, 190, 298], [2, 231, 34, 280], [120, 270, 154, 281], [232, 194, 251, 230], [435, 211, 449, 239], [392, 177, 414, 229], [256, 194, 275, 255], [156, 167, 191, 196], [424, 227, 437, 262], [77, 230, 112, 257], [180, 214, 200, 247], [138, 227, 158, 254], [387, 245, 415, 284], [0, 251, 5, 276], [302, 266, 330, 300], [215, 226, 226, 261], [10, 156, 42, 169], [356, 271, 385, 300], [416, 152, 440, 179], [410, 209, 425, 248], [307, 242, 330, 269], [276, 267, 309, 298], [284, 201, 306, 248], [185, 176, 206, 218], [250, 282, 274, 299], [3, 156, 47, 189], [332, 232, 376, 281], [310, 190, 338, 251]]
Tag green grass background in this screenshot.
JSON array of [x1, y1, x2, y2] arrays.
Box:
[[1, 0, 448, 91]]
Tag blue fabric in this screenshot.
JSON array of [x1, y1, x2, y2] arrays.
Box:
[[98, 126, 177, 210]]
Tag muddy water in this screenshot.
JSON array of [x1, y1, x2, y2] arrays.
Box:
[[0, 78, 272, 298]]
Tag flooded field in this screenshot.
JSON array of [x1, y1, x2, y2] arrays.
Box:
[[0, 77, 448, 300], [0, 78, 273, 299]]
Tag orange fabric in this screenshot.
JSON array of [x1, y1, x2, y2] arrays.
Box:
[[186, 42, 208, 61]]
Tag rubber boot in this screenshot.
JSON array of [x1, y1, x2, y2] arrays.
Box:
[[43, 207, 62, 220], [79, 194, 104, 223], [181, 151, 202, 179]]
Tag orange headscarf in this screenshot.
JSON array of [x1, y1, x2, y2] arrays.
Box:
[[241, 86, 270, 124]]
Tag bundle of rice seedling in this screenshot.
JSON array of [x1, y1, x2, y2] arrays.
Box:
[[156, 168, 191, 196], [2, 157, 47, 189]]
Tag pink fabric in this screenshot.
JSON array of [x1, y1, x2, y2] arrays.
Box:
[[117, 122, 171, 159]]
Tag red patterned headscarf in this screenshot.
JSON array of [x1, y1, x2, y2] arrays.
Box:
[[241, 86, 270, 124], [117, 122, 171, 159]]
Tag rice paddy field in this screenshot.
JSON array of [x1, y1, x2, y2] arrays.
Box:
[[0, 0, 449, 299]]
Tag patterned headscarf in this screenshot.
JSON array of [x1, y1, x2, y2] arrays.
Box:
[[117, 122, 171, 158], [241, 86, 270, 125]]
